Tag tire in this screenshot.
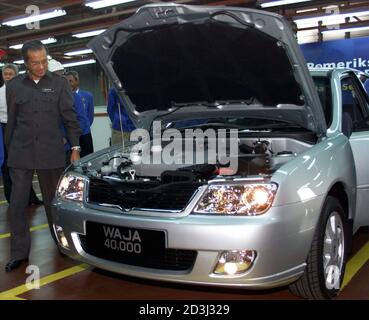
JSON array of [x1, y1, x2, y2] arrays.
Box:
[[289, 196, 349, 299]]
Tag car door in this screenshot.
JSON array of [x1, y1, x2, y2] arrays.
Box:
[[341, 72, 369, 229]]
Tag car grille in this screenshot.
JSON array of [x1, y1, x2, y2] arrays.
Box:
[[78, 234, 197, 271], [87, 178, 202, 211]]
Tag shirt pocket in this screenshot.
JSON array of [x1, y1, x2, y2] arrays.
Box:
[[14, 96, 32, 117], [39, 94, 59, 113], [15, 96, 30, 105]]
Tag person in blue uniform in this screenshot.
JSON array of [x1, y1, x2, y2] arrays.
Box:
[[107, 87, 135, 145], [59, 92, 90, 165], [65, 70, 94, 157]]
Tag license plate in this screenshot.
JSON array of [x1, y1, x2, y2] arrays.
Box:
[[85, 222, 165, 264]]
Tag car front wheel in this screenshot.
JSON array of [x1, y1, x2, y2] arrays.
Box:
[[289, 196, 349, 299]]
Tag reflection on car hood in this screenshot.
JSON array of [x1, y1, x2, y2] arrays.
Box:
[[88, 4, 327, 136]]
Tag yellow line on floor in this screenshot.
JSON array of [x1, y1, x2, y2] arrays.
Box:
[[342, 241, 369, 289], [0, 263, 89, 300], [0, 296, 26, 300], [0, 224, 49, 239]]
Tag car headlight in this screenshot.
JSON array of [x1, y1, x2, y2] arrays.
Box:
[[56, 173, 86, 202], [194, 183, 278, 215]]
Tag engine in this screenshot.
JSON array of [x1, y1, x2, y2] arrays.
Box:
[[84, 137, 311, 184]]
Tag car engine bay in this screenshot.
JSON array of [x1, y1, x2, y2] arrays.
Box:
[[80, 136, 312, 211]]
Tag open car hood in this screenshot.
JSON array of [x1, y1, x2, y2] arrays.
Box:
[[88, 3, 326, 137]]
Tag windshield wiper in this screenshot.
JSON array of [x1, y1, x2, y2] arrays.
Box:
[[170, 101, 221, 108], [171, 98, 257, 108], [243, 123, 310, 131], [175, 122, 244, 131], [149, 101, 220, 135], [214, 98, 258, 106]]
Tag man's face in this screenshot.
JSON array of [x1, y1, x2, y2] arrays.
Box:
[[66, 74, 79, 91], [25, 48, 48, 80], [2, 68, 16, 82]]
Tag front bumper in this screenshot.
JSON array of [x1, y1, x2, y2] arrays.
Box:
[[51, 195, 324, 289]]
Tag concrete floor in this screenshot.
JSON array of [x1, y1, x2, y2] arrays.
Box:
[[0, 178, 369, 300]]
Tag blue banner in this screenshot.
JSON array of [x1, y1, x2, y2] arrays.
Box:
[[300, 37, 369, 73]]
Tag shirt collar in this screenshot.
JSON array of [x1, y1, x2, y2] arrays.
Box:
[[23, 70, 53, 83]]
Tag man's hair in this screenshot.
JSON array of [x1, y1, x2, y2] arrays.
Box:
[[21, 40, 49, 62], [65, 70, 79, 81], [2, 63, 19, 76]]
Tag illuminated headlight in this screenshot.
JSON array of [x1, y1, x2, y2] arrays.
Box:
[[56, 173, 86, 202], [213, 250, 257, 276], [194, 183, 278, 215], [53, 225, 69, 249]]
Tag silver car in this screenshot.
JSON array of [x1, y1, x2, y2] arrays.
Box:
[[50, 4, 369, 299]]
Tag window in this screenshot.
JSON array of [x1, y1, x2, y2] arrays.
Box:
[[341, 76, 369, 132], [312, 76, 332, 127]]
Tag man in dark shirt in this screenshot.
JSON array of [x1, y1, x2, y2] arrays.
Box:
[[0, 63, 42, 206], [4, 40, 82, 272]]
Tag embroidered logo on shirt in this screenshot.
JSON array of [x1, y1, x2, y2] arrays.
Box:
[[42, 88, 54, 93]]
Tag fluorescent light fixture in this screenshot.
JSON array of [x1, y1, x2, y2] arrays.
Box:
[[296, 8, 318, 14], [65, 49, 93, 56], [322, 25, 369, 34], [19, 70, 26, 74], [85, 0, 136, 9], [0, 63, 4, 67], [10, 44, 24, 50], [41, 38, 58, 45], [2, 9, 66, 27], [260, 0, 313, 8], [295, 10, 369, 27], [13, 59, 24, 64], [63, 59, 96, 68], [9, 37, 57, 50], [72, 29, 106, 38]]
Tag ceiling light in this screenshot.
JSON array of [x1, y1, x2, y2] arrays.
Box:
[[260, 0, 313, 8], [63, 59, 96, 68], [296, 8, 318, 14], [65, 49, 93, 56], [322, 25, 369, 34], [9, 37, 57, 50], [295, 10, 369, 27], [72, 29, 106, 38], [2, 9, 66, 27], [85, 0, 136, 10], [13, 60, 24, 64]]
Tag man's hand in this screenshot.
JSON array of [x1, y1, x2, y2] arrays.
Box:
[[70, 149, 80, 163]]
